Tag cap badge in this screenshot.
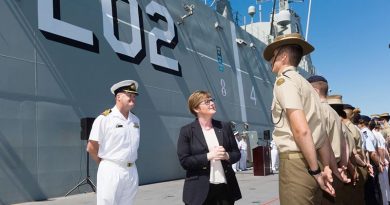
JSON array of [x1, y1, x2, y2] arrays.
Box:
[[130, 83, 136, 91]]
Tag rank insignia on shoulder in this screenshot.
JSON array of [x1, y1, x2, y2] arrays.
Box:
[[101, 109, 112, 116], [276, 78, 285, 86], [133, 123, 140, 128], [116, 124, 123, 128]]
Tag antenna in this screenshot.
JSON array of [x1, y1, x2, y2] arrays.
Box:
[[305, 0, 313, 40], [256, 0, 262, 22], [269, 0, 277, 36], [248, 6, 256, 24]]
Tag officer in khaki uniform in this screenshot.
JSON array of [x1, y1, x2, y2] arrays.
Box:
[[264, 33, 335, 205], [379, 113, 390, 140], [328, 95, 369, 205], [344, 104, 364, 159], [344, 104, 372, 185], [307, 76, 350, 205]]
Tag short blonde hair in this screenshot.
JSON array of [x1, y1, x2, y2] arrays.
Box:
[[188, 90, 211, 117]]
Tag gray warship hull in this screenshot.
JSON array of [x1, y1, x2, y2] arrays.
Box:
[[0, 0, 313, 204]]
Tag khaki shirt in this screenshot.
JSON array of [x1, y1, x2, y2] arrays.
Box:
[[342, 123, 355, 157], [271, 66, 326, 152], [345, 120, 362, 151], [320, 102, 343, 161], [381, 124, 390, 139]]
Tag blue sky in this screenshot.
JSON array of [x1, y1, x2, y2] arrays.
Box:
[[230, 0, 390, 116]]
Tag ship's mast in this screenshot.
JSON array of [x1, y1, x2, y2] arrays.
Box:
[[305, 0, 312, 40]]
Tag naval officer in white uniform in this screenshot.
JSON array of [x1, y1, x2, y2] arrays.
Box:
[[87, 80, 140, 205]]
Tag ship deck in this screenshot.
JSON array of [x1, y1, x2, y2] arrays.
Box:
[[13, 169, 280, 205]]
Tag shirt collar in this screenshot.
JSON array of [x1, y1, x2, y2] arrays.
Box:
[[277, 66, 297, 77], [111, 106, 129, 120]]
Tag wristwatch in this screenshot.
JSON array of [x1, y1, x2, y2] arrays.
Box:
[[308, 166, 321, 176]]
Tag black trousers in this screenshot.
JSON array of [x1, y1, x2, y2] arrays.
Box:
[[203, 183, 234, 205], [365, 163, 383, 205]]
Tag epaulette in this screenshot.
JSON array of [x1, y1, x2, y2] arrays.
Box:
[[101, 109, 112, 116], [282, 69, 294, 79]]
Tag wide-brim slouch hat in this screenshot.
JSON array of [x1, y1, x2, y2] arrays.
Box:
[[263, 33, 314, 61]]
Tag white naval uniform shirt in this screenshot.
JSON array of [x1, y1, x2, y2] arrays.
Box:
[[373, 130, 386, 149], [89, 106, 140, 164], [360, 127, 376, 152]]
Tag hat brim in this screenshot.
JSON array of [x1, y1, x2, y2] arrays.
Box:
[[110, 80, 139, 95], [343, 104, 355, 110], [263, 37, 314, 61], [380, 116, 390, 120], [330, 104, 344, 111]]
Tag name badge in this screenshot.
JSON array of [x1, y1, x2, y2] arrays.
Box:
[[133, 123, 140, 128], [116, 124, 123, 128]]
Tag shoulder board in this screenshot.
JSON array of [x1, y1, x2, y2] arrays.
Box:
[[101, 109, 112, 116], [276, 78, 285, 86], [282, 69, 294, 79]]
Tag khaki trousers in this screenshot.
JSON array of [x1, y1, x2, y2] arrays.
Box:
[[342, 167, 366, 205], [321, 175, 343, 205], [279, 153, 322, 205]]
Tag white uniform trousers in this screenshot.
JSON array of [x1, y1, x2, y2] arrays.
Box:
[[232, 162, 239, 172], [271, 148, 279, 172], [97, 160, 138, 205], [239, 150, 247, 171], [379, 163, 390, 205]]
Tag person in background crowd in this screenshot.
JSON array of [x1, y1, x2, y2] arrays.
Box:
[[379, 113, 390, 141], [329, 97, 369, 205], [370, 120, 390, 205], [238, 134, 248, 171], [358, 115, 383, 205], [270, 139, 279, 173], [307, 76, 350, 205], [232, 131, 240, 172]]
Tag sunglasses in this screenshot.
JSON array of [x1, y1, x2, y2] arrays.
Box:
[[201, 98, 215, 105]]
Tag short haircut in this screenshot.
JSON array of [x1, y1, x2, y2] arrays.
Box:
[[368, 120, 376, 130], [310, 81, 329, 97], [359, 115, 371, 126], [277, 44, 303, 67], [188, 90, 211, 117], [358, 119, 369, 126]]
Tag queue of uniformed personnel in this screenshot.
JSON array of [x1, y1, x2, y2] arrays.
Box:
[[264, 32, 390, 205]]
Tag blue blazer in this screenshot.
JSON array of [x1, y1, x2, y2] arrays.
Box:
[[177, 119, 242, 205]]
